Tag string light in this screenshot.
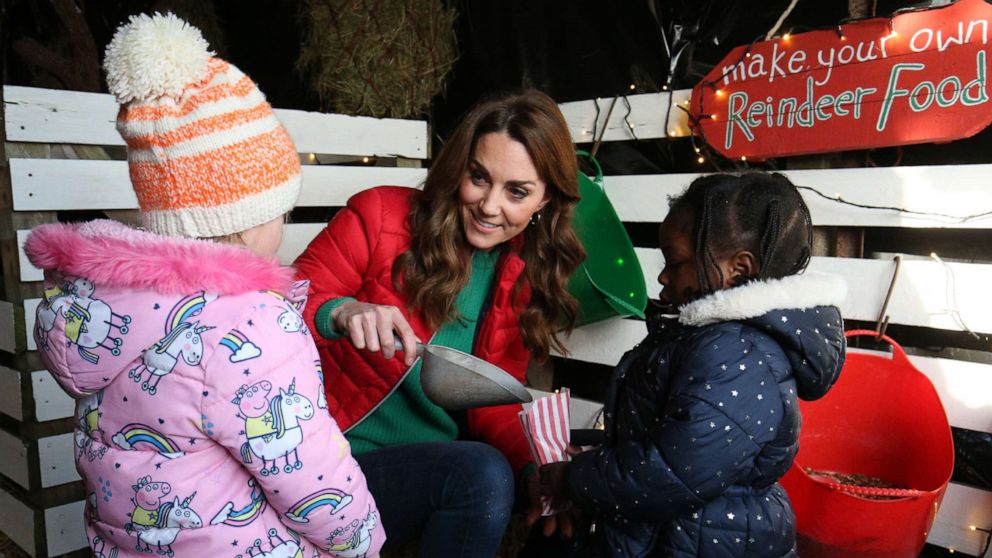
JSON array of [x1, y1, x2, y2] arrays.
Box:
[[782, 32, 792, 41], [629, 84, 636, 91], [836, 26, 846, 40], [362, 156, 370, 164], [307, 153, 317, 162], [697, 156, 705, 164]]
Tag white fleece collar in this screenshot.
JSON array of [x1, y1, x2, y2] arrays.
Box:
[[678, 271, 847, 327]]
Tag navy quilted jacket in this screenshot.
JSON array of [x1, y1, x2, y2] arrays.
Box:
[[567, 272, 847, 557]]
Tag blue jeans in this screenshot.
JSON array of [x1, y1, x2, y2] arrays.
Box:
[[354, 441, 515, 557]]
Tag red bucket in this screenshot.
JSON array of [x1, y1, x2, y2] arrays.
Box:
[[780, 330, 954, 558]]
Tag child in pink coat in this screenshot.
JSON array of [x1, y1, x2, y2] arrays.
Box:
[[25, 13, 383, 558]]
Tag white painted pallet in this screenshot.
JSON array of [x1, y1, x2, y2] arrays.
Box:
[[8, 158, 427, 213]]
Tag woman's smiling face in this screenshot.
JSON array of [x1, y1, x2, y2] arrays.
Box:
[[459, 132, 549, 251]]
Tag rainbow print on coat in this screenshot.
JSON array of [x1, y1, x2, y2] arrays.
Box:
[[283, 488, 353, 524], [219, 329, 262, 362], [112, 423, 185, 459]]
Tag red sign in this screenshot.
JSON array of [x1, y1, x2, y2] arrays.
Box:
[[690, 0, 992, 161]]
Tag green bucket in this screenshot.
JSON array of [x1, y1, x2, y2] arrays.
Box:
[[567, 152, 647, 326]]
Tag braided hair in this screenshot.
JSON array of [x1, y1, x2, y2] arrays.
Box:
[[668, 172, 813, 297]]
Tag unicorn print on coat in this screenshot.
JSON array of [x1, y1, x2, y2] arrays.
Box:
[[39, 276, 131, 364], [236, 528, 306, 558], [237, 378, 314, 475], [210, 478, 268, 527], [268, 287, 309, 336], [92, 535, 120, 558], [75, 390, 108, 462], [314, 361, 327, 410], [126, 477, 202, 556], [128, 292, 215, 395], [327, 509, 377, 558], [37, 281, 73, 349]]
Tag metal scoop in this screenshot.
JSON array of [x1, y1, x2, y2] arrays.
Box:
[[396, 340, 533, 410]]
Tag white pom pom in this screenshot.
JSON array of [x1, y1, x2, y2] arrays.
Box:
[[104, 12, 213, 104]]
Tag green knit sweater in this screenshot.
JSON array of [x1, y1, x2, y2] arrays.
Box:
[[316, 250, 501, 455]]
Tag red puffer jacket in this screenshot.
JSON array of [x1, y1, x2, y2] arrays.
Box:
[[295, 186, 534, 472]]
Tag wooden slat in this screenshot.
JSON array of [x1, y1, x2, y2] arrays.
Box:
[[0, 365, 24, 421], [635, 249, 992, 335], [558, 90, 692, 142], [38, 433, 78, 488], [847, 349, 992, 434], [0, 428, 30, 488], [21, 249, 992, 352], [3, 85, 428, 159], [10, 158, 426, 211], [15, 157, 992, 229], [929, 482, 992, 555], [44, 500, 86, 556], [278, 223, 325, 266], [0, 488, 36, 557], [0, 300, 15, 354], [19, 221, 371, 281], [32, 370, 75, 423], [604, 166, 992, 228]]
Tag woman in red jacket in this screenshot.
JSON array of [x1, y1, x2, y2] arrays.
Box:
[[295, 89, 585, 557]]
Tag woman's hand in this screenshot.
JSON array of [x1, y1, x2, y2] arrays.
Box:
[[331, 300, 419, 366]]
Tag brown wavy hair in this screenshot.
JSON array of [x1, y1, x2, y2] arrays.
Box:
[[394, 89, 586, 361]]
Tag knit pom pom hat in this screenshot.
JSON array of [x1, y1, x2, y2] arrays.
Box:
[[104, 13, 301, 238]]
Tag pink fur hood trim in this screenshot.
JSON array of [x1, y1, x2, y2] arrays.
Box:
[[25, 220, 295, 295]]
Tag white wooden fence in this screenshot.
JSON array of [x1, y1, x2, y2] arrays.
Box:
[[2, 86, 991, 556]]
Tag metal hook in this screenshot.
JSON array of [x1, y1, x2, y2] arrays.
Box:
[[874, 255, 902, 340], [590, 94, 619, 159]]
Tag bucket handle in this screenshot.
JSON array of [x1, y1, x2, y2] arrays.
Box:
[[844, 329, 911, 366], [576, 150, 604, 186], [821, 481, 926, 499]]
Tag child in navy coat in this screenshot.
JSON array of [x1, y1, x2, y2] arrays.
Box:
[[541, 172, 847, 557]]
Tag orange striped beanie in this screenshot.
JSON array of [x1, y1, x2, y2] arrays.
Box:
[[103, 13, 301, 238]]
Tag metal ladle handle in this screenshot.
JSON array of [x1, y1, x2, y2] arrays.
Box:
[[393, 337, 425, 355]]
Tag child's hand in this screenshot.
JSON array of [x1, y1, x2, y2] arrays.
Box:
[[539, 462, 572, 506]]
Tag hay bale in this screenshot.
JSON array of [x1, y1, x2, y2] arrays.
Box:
[[297, 0, 457, 118]]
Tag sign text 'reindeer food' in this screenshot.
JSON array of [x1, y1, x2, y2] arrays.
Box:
[[690, 0, 992, 160]]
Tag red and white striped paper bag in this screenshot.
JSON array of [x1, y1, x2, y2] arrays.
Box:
[[518, 388, 571, 515]]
